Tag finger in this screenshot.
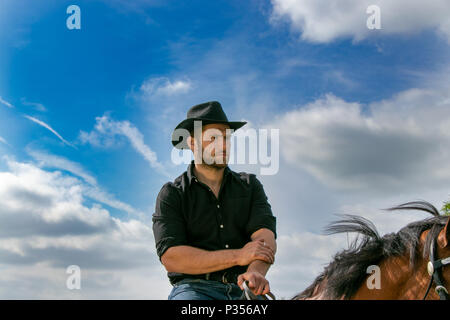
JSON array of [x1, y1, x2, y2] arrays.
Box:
[[237, 275, 245, 290], [256, 240, 273, 251], [249, 275, 261, 295], [250, 240, 263, 249], [255, 280, 266, 296], [255, 252, 272, 264], [260, 249, 274, 263], [264, 247, 276, 262], [262, 282, 270, 295], [258, 249, 274, 263], [258, 244, 275, 258], [254, 283, 262, 296], [261, 244, 275, 256], [250, 281, 259, 295], [247, 275, 256, 289], [261, 251, 274, 262]]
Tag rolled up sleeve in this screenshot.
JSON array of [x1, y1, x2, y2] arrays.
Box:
[[152, 183, 187, 260], [245, 175, 277, 239]]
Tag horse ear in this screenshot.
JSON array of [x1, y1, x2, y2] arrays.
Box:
[[438, 216, 450, 248]]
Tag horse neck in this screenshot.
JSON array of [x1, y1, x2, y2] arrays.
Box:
[[393, 254, 433, 299], [400, 229, 444, 300], [353, 230, 436, 300], [352, 251, 428, 299]]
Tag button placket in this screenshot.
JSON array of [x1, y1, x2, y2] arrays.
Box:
[[216, 199, 226, 247], [194, 172, 230, 249], [216, 175, 227, 247]]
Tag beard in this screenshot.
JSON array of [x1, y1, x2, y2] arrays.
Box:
[[207, 161, 228, 169], [192, 140, 230, 169], [201, 151, 229, 169]]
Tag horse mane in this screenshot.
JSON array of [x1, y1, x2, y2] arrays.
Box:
[[294, 201, 448, 300]]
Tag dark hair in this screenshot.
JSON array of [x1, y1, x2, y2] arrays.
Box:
[[294, 201, 448, 300]]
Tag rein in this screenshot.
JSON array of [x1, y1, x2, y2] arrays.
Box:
[[242, 280, 276, 300], [422, 235, 450, 300]]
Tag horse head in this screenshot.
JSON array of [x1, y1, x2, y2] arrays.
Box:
[[423, 214, 450, 299]]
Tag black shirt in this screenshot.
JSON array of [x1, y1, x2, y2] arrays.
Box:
[[152, 160, 277, 284]]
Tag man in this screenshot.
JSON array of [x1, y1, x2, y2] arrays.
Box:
[[152, 101, 277, 300]]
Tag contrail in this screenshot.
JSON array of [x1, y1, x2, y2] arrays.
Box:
[[24, 115, 76, 148], [0, 136, 9, 146], [27, 148, 97, 186], [0, 96, 14, 108]]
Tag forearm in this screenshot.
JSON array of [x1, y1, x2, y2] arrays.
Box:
[[248, 228, 277, 276], [162, 245, 240, 274], [247, 259, 271, 276]]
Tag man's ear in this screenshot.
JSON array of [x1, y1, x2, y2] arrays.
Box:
[[438, 216, 450, 248], [187, 135, 195, 152]]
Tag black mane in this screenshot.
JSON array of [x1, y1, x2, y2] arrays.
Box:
[[294, 201, 448, 300]]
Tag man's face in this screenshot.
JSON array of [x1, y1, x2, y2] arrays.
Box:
[[190, 123, 232, 169]]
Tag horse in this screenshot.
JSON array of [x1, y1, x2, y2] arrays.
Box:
[[292, 201, 450, 300]]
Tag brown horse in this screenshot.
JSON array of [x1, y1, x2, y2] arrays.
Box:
[[293, 201, 450, 300]]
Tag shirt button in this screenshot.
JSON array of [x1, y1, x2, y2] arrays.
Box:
[[220, 224, 224, 228], [225, 244, 229, 248], [217, 204, 220, 208]]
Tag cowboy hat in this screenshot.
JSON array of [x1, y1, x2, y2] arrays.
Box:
[[171, 101, 247, 149]]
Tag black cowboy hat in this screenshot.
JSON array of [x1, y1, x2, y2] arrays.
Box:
[[171, 101, 247, 149]]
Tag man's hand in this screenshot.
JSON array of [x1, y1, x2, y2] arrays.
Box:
[[237, 239, 275, 266], [237, 271, 270, 296]]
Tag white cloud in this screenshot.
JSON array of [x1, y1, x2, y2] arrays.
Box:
[[25, 148, 146, 220], [324, 70, 358, 89], [0, 156, 169, 299], [24, 115, 76, 149], [270, 0, 450, 43], [0, 96, 14, 108], [267, 85, 450, 193], [81, 185, 146, 220], [79, 114, 169, 177], [20, 98, 47, 112], [270, 231, 349, 299], [140, 77, 192, 97], [27, 148, 98, 186]]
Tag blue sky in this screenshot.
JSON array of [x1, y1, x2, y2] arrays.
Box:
[[1, 0, 450, 299]]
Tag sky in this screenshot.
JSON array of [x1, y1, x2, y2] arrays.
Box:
[[0, 0, 450, 299]]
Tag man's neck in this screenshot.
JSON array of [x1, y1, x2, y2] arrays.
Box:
[[193, 163, 225, 189]]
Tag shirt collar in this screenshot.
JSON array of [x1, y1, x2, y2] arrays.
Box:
[[187, 160, 231, 186]]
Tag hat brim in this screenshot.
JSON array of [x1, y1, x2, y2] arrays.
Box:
[[171, 118, 247, 149]]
